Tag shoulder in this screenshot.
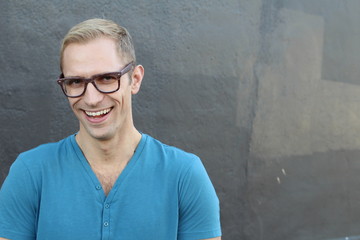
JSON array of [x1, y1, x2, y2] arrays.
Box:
[[4, 135, 76, 192], [139, 134, 211, 187], [143, 134, 201, 168], [14, 135, 74, 170]]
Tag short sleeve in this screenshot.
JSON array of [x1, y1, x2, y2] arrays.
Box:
[[0, 156, 38, 240], [177, 157, 222, 240]]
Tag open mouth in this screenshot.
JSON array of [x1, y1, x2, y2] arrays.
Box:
[[84, 108, 112, 118]]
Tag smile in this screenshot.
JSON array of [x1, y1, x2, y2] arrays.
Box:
[[84, 108, 112, 117]]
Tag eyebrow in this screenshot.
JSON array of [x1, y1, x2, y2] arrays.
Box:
[[61, 71, 118, 79]]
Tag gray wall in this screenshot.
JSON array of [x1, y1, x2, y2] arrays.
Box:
[[1, 0, 360, 239]]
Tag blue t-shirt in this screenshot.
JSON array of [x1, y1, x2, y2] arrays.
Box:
[[0, 134, 221, 240]]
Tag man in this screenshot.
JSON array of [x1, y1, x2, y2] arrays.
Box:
[[0, 18, 221, 239]]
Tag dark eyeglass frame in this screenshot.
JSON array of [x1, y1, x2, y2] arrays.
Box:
[[57, 61, 134, 98]]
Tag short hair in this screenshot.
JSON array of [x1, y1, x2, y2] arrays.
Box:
[[60, 18, 136, 72]]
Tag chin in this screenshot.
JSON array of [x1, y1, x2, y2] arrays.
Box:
[[81, 127, 114, 141], [91, 132, 114, 141]]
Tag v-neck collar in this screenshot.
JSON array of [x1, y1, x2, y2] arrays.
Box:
[[69, 133, 148, 202]]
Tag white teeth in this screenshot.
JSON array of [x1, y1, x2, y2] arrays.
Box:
[[85, 108, 111, 117]]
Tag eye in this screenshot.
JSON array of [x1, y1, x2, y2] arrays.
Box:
[[64, 79, 83, 86], [96, 74, 117, 84]]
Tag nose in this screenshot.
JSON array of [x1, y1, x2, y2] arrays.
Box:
[[82, 82, 104, 106]]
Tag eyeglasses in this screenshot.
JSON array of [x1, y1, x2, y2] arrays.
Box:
[[57, 62, 134, 98]]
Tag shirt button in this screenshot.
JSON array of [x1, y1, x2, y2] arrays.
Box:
[[104, 222, 109, 227], [96, 185, 102, 190], [105, 204, 110, 209]]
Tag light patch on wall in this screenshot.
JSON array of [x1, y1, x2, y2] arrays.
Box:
[[250, 8, 360, 159], [321, 0, 360, 85]]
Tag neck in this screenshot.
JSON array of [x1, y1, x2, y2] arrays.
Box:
[[76, 126, 142, 166]]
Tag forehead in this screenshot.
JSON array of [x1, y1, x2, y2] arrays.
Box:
[[62, 37, 124, 76]]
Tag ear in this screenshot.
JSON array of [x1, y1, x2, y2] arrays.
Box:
[[130, 64, 144, 94]]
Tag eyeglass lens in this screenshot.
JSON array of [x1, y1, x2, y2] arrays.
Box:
[[58, 62, 134, 97], [63, 73, 120, 97]]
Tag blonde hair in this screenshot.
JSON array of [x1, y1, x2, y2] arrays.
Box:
[[60, 18, 136, 72]]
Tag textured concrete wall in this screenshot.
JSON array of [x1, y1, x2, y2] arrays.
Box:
[[1, 0, 360, 239], [247, 1, 360, 239]]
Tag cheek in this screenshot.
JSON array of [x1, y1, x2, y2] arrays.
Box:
[[122, 91, 132, 106], [110, 89, 131, 104], [68, 98, 80, 111]]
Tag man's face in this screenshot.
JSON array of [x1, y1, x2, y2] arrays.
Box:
[[61, 37, 142, 141]]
